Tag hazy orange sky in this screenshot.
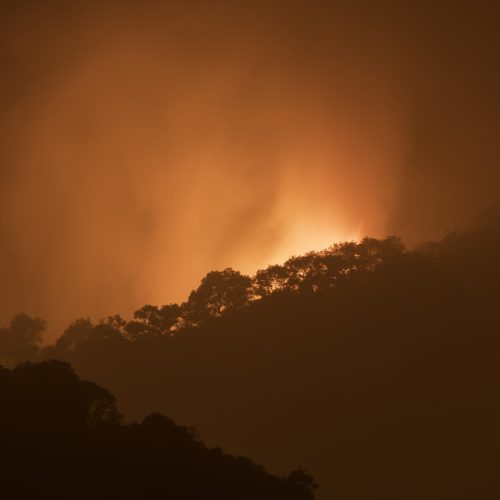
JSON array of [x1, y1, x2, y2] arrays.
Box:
[[1, 0, 499, 339]]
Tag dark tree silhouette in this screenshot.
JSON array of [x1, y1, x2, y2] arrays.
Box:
[[53, 317, 94, 352], [254, 263, 291, 296], [184, 268, 253, 324], [0, 360, 316, 500], [0, 360, 120, 438], [0, 313, 45, 366], [132, 303, 182, 335]]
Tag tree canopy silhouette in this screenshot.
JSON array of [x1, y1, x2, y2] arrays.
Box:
[[0, 360, 316, 500], [0, 313, 46, 366]]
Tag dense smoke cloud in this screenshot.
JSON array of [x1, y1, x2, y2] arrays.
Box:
[[1, 0, 499, 338]]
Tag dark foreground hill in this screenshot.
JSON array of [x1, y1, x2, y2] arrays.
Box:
[[0, 360, 316, 500], [2, 210, 500, 499]]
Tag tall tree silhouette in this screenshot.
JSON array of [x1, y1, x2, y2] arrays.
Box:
[[184, 268, 252, 324], [131, 303, 182, 335]]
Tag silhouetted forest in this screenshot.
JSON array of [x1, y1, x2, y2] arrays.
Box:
[[0, 360, 316, 499], [1, 210, 500, 499]]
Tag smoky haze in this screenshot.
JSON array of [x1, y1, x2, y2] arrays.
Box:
[[1, 0, 499, 339]]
